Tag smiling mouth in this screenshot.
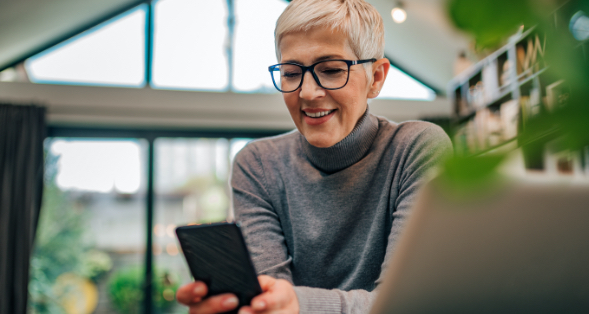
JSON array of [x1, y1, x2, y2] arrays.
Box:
[[303, 109, 336, 118]]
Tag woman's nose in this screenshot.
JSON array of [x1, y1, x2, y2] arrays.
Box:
[[299, 71, 325, 100]]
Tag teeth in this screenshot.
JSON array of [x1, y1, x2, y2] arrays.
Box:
[[305, 110, 333, 118]]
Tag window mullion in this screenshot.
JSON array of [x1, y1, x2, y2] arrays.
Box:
[[145, 1, 154, 87], [227, 0, 235, 92], [143, 137, 155, 314]]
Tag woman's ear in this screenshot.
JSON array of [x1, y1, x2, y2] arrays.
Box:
[[368, 58, 390, 99]]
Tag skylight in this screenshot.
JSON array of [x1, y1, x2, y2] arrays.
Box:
[[26, 6, 146, 87], [22, 0, 436, 100], [378, 65, 436, 101], [151, 0, 229, 91], [232, 0, 288, 93]]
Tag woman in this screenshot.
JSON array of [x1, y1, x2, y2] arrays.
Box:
[[177, 0, 452, 313]]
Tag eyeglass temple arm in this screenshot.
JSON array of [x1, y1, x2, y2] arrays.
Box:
[[352, 58, 377, 65]]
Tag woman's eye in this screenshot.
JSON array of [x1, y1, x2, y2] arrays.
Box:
[[283, 72, 301, 78], [321, 68, 345, 75]]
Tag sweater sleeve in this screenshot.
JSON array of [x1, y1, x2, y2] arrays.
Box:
[[381, 123, 454, 280], [233, 126, 452, 314], [231, 142, 294, 282]]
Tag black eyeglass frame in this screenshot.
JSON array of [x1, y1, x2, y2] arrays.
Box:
[[268, 58, 377, 93]]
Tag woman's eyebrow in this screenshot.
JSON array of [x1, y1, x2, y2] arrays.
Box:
[[313, 55, 342, 62], [281, 55, 345, 65], [282, 59, 302, 64]]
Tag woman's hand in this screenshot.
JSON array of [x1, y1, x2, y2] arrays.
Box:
[[238, 275, 299, 314], [176, 281, 239, 314]]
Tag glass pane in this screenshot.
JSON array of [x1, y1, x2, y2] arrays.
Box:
[[29, 139, 151, 314], [233, 0, 287, 93], [0, 67, 17, 82], [153, 137, 251, 313], [25, 6, 146, 87], [377, 65, 436, 100], [152, 0, 229, 91]]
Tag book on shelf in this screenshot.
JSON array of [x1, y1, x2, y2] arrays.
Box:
[[520, 86, 541, 127], [500, 100, 519, 141], [482, 60, 499, 103], [500, 59, 513, 87], [544, 80, 568, 112]]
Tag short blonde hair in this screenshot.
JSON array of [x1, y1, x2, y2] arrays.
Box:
[[275, 0, 385, 64]]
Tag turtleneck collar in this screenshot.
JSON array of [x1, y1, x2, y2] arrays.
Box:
[[299, 109, 379, 173]]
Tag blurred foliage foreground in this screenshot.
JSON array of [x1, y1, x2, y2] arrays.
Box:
[[442, 0, 589, 191]]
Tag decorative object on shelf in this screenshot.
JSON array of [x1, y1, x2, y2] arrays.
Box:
[[545, 80, 568, 112], [515, 32, 546, 79]]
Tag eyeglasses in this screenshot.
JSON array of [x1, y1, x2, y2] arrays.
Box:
[[268, 58, 376, 93]]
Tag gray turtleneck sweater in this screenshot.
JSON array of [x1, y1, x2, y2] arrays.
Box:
[[231, 112, 452, 314]]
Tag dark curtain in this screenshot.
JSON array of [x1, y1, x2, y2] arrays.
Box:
[[0, 104, 46, 314]]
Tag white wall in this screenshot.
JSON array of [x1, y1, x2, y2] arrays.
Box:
[[0, 81, 451, 131]]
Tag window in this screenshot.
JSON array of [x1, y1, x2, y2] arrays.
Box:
[[29, 134, 254, 314], [151, 0, 229, 91], [153, 137, 250, 313], [232, 0, 288, 93], [378, 65, 436, 101], [30, 139, 148, 313], [26, 7, 146, 87], [22, 0, 436, 100]]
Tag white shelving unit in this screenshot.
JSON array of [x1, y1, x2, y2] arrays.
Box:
[[448, 27, 588, 179]]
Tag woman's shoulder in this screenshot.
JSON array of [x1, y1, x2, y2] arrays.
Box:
[[235, 129, 300, 163], [372, 116, 453, 173], [375, 116, 449, 142]]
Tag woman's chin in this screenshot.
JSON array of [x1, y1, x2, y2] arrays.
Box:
[[303, 133, 339, 148]]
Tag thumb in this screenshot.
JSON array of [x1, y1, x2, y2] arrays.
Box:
[[257, 275, 277, 292]]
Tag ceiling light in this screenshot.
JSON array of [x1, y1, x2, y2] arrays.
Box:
[[391, 3, 406, 24]]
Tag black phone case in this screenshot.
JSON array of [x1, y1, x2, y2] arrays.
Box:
[[175, 222, 262, 313]]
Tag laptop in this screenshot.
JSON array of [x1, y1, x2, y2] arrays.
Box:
[[370, 178, 589, 314]]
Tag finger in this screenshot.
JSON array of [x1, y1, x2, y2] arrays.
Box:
[[251, 277, 279, 311], [238, 305, 254, 314], [251, 279, 292, 311], [250, 297, 268, 312], [177, 281, 208, 305], [250, 275, 276, 311], [189, 293, 239, 314]]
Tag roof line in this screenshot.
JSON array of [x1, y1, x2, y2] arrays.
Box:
[[0, 0, 149, 72], [385, 54, 442, 95]]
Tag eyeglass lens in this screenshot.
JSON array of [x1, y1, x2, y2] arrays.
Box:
[[271, 60, 349, 92]]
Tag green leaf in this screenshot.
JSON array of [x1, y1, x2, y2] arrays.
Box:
[[437, 154, 507, 201], [447, 0, 536, 49]]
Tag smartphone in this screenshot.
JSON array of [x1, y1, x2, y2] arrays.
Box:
[[175, 222, 262, 312]]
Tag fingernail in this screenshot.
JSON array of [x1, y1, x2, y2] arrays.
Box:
[[223, 296, 239, 309], [253, 300, 266, 310], [194, 284, 205, 295]]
